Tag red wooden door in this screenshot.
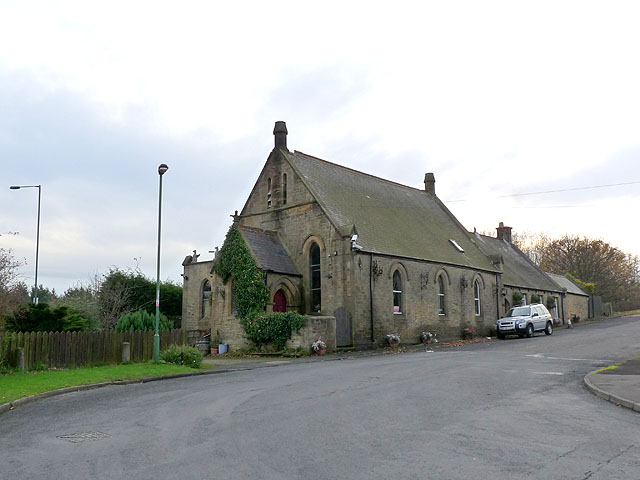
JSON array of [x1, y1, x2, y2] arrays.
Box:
[[273, 289, 287, 312]]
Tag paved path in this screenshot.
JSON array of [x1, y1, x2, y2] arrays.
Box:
[[584, 356, 640, 412]]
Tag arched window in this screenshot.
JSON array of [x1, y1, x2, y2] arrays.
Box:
[[282, 173, 287, 205], [393, 270, 402, 314], [309, 242, 321, 313], [267, 177, 272, 208], [437, 275, 446, 315], [474, 280, 481, 316], [201, 279, 211, 318]]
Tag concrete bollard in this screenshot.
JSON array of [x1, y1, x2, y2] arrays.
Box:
[[121, 342, 131, 363], [16, 347, 25, 372]]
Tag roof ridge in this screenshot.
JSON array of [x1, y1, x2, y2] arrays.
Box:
[[292, 150, 426, 194]]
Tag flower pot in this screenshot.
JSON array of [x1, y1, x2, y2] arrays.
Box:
[[210, 347, 218, 356], [316, 348, 326, 356], [389, 341, 400, 349]]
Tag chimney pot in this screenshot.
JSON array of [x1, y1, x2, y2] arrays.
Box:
[[273, 121, 288, 150], [424, 172, 435, 195]]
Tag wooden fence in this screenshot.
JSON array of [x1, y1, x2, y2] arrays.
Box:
[[1, 329, 187, 370]]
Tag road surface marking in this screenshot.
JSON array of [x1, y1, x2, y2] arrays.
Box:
[[526, 353, 613, 362]]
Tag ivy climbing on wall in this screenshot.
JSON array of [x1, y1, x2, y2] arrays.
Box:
[[213, 225, 269, 320]]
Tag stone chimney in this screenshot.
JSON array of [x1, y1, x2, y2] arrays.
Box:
[[273, 121, 288, 150], [424, 173, 435, 195], [496, 222, 512, 243]]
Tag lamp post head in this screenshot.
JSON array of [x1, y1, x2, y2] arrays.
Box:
[[10, 186, 21, 190], [158, 164, 169, 176]]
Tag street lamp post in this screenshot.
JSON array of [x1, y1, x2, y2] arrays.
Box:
[[154, 164, 169, 361], [10, 185, 42, 304]]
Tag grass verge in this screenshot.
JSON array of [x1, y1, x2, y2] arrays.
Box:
[[0, 362, 213, 405]]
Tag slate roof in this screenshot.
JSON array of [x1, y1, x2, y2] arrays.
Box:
[[239, 226, 300, 276], [545, 272, 589, 296], [473, 233, 562, 292], [285, 150, 497, 272]]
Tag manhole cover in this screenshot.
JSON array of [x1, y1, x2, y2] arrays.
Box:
[[57, 431, 110, 443]]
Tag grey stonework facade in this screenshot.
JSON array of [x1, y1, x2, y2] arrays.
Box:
[[182, 122, 588, 351]]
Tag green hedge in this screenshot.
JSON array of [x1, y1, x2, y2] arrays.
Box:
[[160, 344, 203, 368], [115, 309, 173, 332], [241, 312, 305, 350]]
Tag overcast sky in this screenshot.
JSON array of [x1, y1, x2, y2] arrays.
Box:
[[1, 1, 638, 295]]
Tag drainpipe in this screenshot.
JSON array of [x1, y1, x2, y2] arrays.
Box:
[[370, 253, 375, 343], [495, 273, 501, 320], [560, 294, 566, 325]]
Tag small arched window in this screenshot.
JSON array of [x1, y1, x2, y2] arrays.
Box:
[[309, 242, 321, 313], [474, 280, 481, 316], [437, 275, 446, 315], [393, 270, 402, 314], [201, 279, 211, 318], [282, 173, 287, 205], [267, 177, 272, 208]]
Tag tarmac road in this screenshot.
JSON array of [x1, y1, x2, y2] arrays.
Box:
[[1, 315, 639, 480]]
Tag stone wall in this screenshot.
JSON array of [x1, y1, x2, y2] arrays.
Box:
[[353, 254, 499, 344], [181, 260, 214, 333], [287, 315, 336, 353], [563, 293, 589, 323]]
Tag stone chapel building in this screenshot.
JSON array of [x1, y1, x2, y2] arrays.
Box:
[[182, 122, 508, 350]]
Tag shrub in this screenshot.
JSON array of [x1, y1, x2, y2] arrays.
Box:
[[241, 312, 305, 350], [531, 294, 541, 304], [462, 327, 475, 339], [546, 296, 556, 309], [160, 344, 203, 368], [212, 226, 269, 320], [115, 309, 173, 332], [512, 292, 523, 305], [4, 303, 88, 332]]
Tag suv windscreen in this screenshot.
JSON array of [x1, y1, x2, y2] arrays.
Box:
[[506, 306, 531, 317]]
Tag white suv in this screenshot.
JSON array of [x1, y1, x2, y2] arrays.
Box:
[[496, 304, 553, 339]]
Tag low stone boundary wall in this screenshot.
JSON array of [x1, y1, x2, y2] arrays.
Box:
[[287, 315, 336, 353]]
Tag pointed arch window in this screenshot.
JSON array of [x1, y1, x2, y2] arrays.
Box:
[[393, 270, 402, 314], [282, 173, 287, 205], [201, 279, 211, 318], [310, 242, 321, 313], [437, 275, 446, 315], [267, 177, 272, 208], [474, 279, 481, 316]]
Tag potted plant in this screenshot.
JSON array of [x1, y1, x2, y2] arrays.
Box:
[[386, 333, 401, 348], [462, 327, 475, 340], [512, 291, 523, 306], [312, 338, 327, 355], [420, 331, 436, 345]]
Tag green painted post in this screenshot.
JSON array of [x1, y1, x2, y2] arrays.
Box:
[[154, 164, 169, 361]]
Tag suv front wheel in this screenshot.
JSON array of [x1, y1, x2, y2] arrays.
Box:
[[526, 323, 534, 338]]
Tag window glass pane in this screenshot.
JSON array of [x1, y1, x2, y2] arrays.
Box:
[[309, 242, 321, 312], [393, 271, 401, 291], [282, 173, 287, 205]]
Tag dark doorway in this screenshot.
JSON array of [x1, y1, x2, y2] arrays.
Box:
[[335, 307, 352, 346], [273, 289, 287, 313]]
